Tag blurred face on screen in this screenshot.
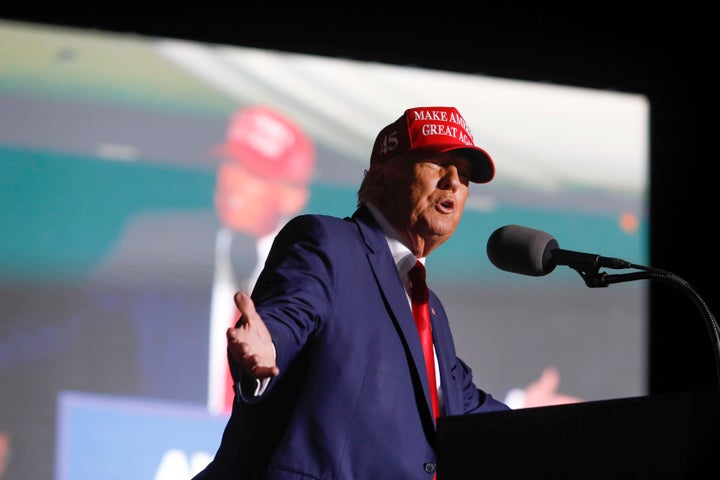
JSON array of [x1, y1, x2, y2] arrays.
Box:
[[375, 152, 471, 257], [215, 161, 308, 238]]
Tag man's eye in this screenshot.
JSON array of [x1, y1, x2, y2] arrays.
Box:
[[419, 161, 440, 170]]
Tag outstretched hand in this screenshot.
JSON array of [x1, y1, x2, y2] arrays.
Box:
[[522, 366, 583, 408], [227, 292, 280, 380]]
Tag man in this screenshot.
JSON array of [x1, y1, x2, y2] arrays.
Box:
[[208, 106, 314, 414], [192, 106, 547, 479]]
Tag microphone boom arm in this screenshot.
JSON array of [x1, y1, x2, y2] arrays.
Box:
[[568, 261, 720, 388]]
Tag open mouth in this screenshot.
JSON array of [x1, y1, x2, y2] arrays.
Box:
[[437, 198, 455, 213]]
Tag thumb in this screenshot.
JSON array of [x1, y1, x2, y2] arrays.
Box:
[[234, 291, 256, 324], [535, 366, 560, 393]]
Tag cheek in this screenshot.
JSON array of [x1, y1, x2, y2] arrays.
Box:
[[456, 190, 469, 209], [215, 169, 279, 230], [405, 173, 433, 200]]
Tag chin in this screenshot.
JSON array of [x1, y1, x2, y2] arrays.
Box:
[[429, 218, 458, 235]]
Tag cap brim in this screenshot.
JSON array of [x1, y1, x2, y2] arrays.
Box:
[[464, 148, 495, 184], [427, 145, 495, 183]]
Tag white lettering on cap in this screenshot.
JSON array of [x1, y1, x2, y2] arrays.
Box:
[[448, 111, 470, 133], [421, 124, 458, 137], [413, 109, 449, 121], [414, 108, 475, 144]]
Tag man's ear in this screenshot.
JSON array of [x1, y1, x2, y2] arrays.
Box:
[[370, 162, 388, 187]]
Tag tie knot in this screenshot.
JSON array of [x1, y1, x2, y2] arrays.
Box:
[[408, 261, 429, 304]]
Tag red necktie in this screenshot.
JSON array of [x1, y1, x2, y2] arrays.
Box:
[[408, 260, 441, 423]]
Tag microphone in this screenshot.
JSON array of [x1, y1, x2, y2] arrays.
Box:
[[486, 224, 720, 389], [486, 224, 633, 277]]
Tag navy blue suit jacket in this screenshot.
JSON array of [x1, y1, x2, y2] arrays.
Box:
[[195, 205, 509, 479]]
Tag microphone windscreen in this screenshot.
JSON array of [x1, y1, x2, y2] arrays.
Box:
[[486, 225, 559, 276]]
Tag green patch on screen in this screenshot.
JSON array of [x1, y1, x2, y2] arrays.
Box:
[[0, 146, 215, 282]]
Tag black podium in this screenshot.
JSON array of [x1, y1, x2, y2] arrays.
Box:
[[436, 390, 720, 479]]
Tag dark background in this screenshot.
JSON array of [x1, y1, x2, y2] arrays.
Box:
[[1, 6, 717, 394]]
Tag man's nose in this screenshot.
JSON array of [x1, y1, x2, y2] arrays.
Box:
[[439, 166, 461, 190]]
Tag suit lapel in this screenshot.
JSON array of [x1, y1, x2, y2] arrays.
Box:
[[351, 207, 437, 423]]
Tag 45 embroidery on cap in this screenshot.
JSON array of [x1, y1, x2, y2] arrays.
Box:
[[377, 130, 400, 156]]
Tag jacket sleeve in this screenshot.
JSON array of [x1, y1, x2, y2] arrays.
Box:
[[428, 291, 511, 415], [230, 214, 337, 401], [455, 356, 512, 413]]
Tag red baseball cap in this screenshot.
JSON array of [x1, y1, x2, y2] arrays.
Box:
[[370, 106, 495, 183], [214, 106, 314, 183]]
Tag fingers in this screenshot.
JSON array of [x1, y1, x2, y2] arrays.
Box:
[[249, 362, 280, 378], [524, 366, 558, 396], [226, 327, 245, 362], [227, 340, 279, 379], [226, 329, 277, 378], [522, 366, 584, 408], [225, 327, 247, 347], [226, 293, 279, 381]]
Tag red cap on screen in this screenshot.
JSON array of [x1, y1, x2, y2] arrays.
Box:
[[370, 106, 495, 183], [215, 106, 314, 183]]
